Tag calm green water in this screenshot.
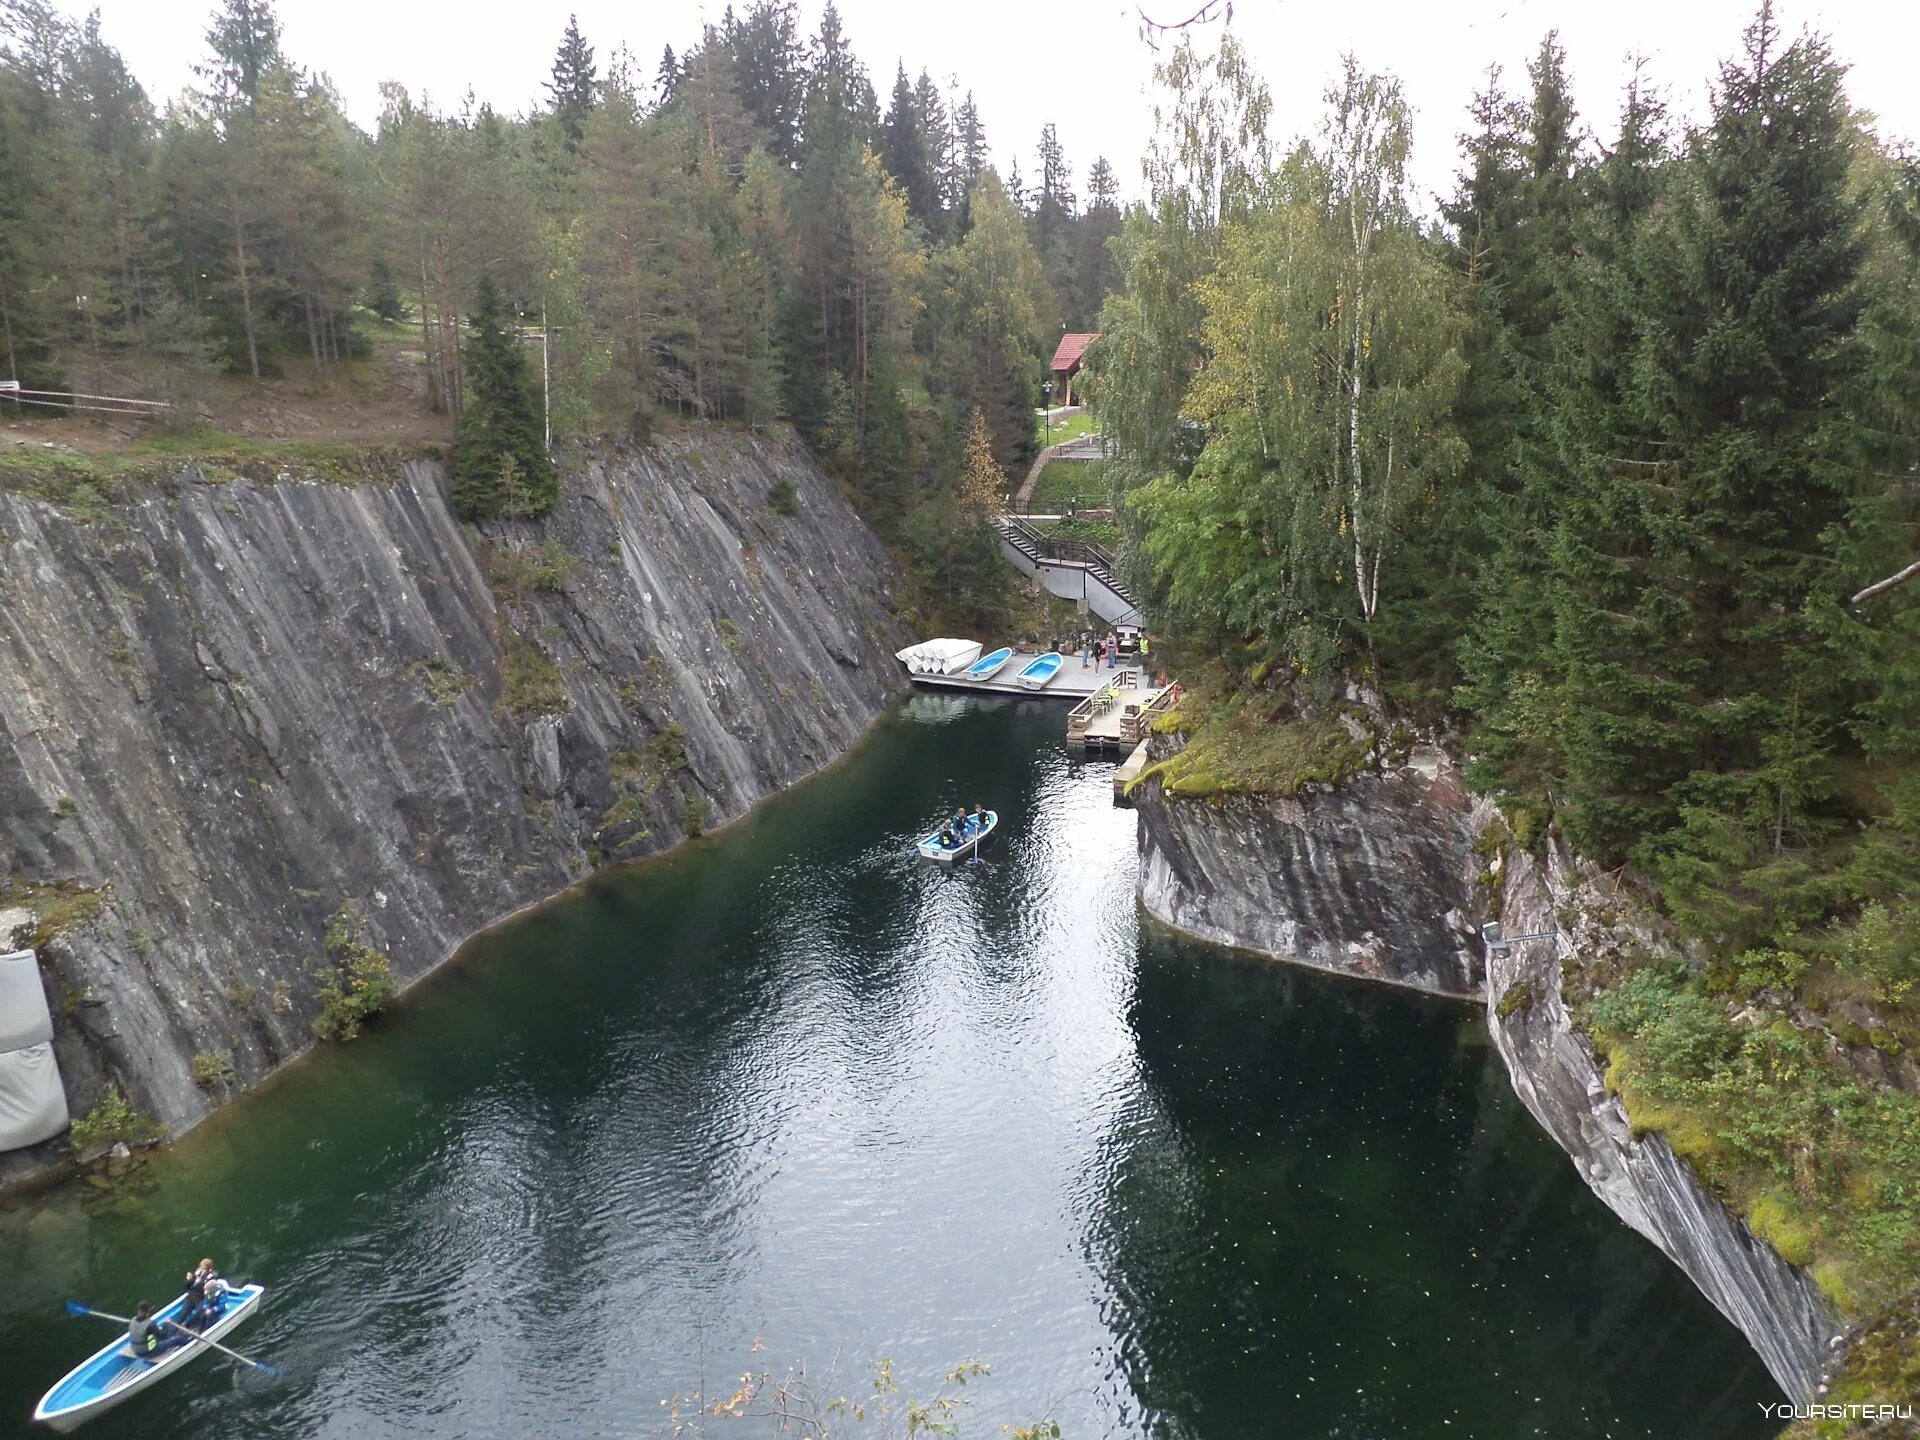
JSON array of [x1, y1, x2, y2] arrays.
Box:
[[0, 697, 1780, 1439]]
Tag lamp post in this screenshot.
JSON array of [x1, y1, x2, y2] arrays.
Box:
[[1479, 921, 1560, 959], [1042, 378, 1053, 451]]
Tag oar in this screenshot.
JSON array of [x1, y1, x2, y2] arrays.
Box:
[[65, 1301, 282, 1377]]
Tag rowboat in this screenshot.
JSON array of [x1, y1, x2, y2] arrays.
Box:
[[917, 810, 999, 862], [965, 646, 1014, 680], [33, 1283, 266, 1432], [1014, 652, 1063, 690]]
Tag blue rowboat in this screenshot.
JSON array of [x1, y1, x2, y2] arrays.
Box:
[[965, 646, 1014, 680], [33, 1283, 266, 1432], [1014, 652, 1063, 690], [917, 810, 998, 862]]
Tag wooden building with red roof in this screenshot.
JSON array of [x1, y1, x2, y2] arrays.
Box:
[[1050, 332, 1098, 406]]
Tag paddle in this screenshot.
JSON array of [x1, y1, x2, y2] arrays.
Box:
[[65, 1301, 282, 1377]]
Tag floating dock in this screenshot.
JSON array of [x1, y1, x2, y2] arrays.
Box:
[[906, 652, 1134, 700], [1067, 673, 1181, 755]]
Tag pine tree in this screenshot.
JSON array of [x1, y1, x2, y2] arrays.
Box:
[[546, 15, 597, 151], [452, 276, 556, 519]]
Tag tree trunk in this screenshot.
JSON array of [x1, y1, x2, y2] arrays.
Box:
[[417, 248, 441, 412], [1349, 311, 1368, 622], [434, 229, 459, 416], [304, 289, 323, 374], [0, 275, 18, 387], [229, 181, 261, 382]]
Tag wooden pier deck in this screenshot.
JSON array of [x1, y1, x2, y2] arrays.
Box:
[[1066, 674, 1181, 755]]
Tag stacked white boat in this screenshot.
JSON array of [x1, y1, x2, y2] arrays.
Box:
[[895, 638, 983, 676]]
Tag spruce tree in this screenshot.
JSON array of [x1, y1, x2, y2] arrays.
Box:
[[655, 46, 680, 107], [881, 63, 938, 230], [547, 16, 597, 151], [452, 277, 556, 519], [728, 0, 805, 163], [1551, 5, 1873, 940], [200, 0, 281, 111]]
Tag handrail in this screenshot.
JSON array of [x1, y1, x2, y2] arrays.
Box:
[[994, 515, 1138, 608]]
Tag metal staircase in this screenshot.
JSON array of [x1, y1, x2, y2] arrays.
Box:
[[992, 516, 1140, 620]]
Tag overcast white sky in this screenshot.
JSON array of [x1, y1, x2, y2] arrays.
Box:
[[50, 0, 1920, 208]]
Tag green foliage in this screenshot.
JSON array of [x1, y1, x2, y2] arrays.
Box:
[[1587, 960, 1920, 1315], [1495, 978, 1539, 1020], [1782, 1289, 1920, 1439], [766, 477, 801, 516], [411, 655, 476, 707], [599, 723, 689, 839], [897, 488, 1018, 636], [1128, 91, 1466, 665], [478, 538, 582, 609], [497, 632, 570, 718], [190, 1050, 234, 1091], [314, 903, 397, 1042], [1132, 668, 1374, 802], [10, 879, 104, 949], [684, 793, 709, 837], [69, 1085, 161, 1151]]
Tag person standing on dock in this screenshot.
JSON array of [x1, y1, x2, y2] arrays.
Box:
[[1080, 631, 1091, 668], [1093, 638, 1105, 670]]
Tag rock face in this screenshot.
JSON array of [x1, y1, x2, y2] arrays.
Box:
[[0, 431, 902, 1184], [1136, 753, 1842, 1401], [1486, 837, 1842, 1402], [1135, 749, 1485, 997]]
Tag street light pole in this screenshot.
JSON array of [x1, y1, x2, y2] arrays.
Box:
[[1043, 378, 1053, 452]]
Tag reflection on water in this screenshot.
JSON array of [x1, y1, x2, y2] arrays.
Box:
[[0, 698, 1779, 1439]]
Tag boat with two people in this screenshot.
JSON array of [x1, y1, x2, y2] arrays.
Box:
[[33, 1279, 270, 1432], [917, 807, 999, 862], [1014, 652, 1063, 691]]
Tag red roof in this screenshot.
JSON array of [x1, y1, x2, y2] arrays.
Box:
[[1051, 332, 1098, 372]]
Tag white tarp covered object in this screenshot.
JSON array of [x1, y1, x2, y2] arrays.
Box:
[[0, 949, 69, 1150]]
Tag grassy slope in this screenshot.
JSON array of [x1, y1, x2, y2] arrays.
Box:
[[1127, 662, 1376, 801]]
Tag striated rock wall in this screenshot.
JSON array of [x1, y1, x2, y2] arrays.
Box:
[[1136, 749, 1842, 1402], [0, 430, 903, 1183], [1485, 836, 1843, 1402], [1134, 746, 1485, 997]]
